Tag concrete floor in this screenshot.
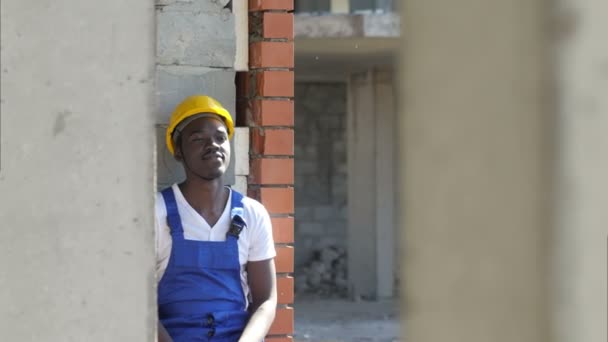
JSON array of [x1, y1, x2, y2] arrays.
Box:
[[293, 297, 401, 342]]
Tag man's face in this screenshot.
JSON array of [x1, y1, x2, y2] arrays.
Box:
[[175, 116, 231, 181]]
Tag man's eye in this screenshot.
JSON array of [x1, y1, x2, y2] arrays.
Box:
[[216, 135, 227, 143]]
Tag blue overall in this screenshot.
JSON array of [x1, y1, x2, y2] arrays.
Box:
[[158, 187, 250, 341]]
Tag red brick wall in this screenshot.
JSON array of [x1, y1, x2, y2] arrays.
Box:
[[242, 0, 294, 340]]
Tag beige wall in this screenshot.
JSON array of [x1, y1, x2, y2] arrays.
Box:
[[0, 0, 156, 340], [399, 1, 551, 341], [399, 0, 608, 341]]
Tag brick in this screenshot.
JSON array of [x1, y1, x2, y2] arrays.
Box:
[[268, 307, 294, 335], [265, 129, 294, 155], [271, 217, 294, 243], [277, 276, 294, 304], [260, 187, 294, 214], [250, 42, 294, 68], [252, 128, 294, 156], [249, 0, 294, 11], [252, 100, 294, 126], [256, 71, 294, 97], [263, 12, 294, 39], [251, 158, 294, 184], [275, 246, 294, 273], [265, 337, 292, 342]]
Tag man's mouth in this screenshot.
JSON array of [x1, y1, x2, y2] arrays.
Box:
[[202, 151, 224, 160]]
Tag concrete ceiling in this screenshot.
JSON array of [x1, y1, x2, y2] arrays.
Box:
[[295, 37, 399, 80], [294, 14, 400, 81]]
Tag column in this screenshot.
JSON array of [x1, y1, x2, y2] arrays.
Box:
[[246, 0, 296, 340], [0, 0, 156, 340]]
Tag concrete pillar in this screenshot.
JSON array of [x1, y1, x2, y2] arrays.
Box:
[[374, 71, 396, 298], [398, 1, 551, 341], [348, 69, 396, 299], [0, 0, 156, 341], [348, 71, 377, 299], [553, 1, 608, 341]]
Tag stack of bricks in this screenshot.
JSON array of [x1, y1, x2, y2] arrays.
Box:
[[241, 0, 295, 341]]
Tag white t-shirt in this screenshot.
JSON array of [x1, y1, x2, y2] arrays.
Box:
[[155, 184, 276, 302]]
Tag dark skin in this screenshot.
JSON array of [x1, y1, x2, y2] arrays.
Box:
[[158, 116, 277, 342]]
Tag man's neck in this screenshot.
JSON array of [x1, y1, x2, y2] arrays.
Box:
[[178, 177, 228, 217]]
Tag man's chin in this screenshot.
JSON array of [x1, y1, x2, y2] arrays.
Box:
[[201, 169, 225, 181]]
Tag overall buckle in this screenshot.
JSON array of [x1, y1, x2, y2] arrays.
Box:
[[227, 215, 246, 238]]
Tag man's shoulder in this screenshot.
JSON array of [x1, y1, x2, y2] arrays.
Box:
[[234, 190, 266, 212], [231, 190, 270, 222], [155, 185, 175, 216], [155, 190, 167, 217]]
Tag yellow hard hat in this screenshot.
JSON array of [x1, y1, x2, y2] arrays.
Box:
[[165, 95, 235, 155]]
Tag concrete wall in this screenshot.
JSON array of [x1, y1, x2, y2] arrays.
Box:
[[553, 1, 608, 341], [294, 82, 348, 267], [0, 0, 156, 340], [399, 1, 551, 341]]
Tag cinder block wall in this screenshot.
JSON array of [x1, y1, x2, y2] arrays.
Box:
[[242, 0, 296, 340], [294, 83, 348, 267]]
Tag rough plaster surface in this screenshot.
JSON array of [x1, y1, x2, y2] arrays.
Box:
[[157, 0, 235, 67], [553, 1, 608, 341], [295, 83, 348, 267], [0, 0, 156, 340]]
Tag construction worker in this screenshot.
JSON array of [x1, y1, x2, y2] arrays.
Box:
[[156, 95, 277, 341]]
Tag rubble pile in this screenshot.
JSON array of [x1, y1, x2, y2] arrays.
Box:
[[295, 245, 348, 297]]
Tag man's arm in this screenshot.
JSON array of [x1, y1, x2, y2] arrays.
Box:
[[158, 321, 173, 342], [239, 258, 277, 342]]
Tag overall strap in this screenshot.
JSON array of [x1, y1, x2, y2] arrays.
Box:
[[161, 187, 184, 239], [227, 189, 247, 239]]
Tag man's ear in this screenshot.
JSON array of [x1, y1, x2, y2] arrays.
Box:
[[173, 135, 183, 162], [174, 147, 183, 162]]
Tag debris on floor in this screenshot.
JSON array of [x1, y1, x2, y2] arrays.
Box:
[[295, 245, 348, 297]]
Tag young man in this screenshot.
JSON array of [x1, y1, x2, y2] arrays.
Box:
[[156, 95, 277, 341]]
